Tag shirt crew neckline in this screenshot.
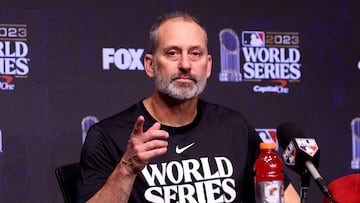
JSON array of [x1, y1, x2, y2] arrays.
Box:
[[139, 99, 203, 135]]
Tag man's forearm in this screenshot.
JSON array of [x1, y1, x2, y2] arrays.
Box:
[[86, 162, 137, 203]]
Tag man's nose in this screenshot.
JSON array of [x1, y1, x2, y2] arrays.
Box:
[[179, 54, 191, 70]]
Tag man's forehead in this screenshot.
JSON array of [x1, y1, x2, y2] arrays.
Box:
[[158, 17, 203, 33], [157, 19, 206, 43]]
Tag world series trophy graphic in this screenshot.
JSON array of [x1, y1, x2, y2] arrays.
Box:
[[351, 117, 360, 169], [81, 116, 99, 144], [219, 28, 242, 82]]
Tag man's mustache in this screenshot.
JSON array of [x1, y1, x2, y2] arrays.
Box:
[[170, 73, 197, 82]]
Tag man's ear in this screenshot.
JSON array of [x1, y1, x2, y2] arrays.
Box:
[[144, 54, 155, 78], [206, 54, 212, 78]]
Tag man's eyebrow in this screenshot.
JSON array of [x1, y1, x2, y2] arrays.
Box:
[[163, 46, 181, 50], [165, 45, 205, 50], [189, 45, 205, 50]]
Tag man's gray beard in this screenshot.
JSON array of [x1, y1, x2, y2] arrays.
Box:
[[153, 64, 207, 100]]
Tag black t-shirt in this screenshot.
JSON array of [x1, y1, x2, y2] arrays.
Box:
[[78, 100, 288, 202]]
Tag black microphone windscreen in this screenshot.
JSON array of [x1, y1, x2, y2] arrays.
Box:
[[276, 122, 306, 149]]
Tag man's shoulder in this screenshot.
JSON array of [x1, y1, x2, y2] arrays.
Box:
[[93, 102, 143, 131], [197, 99, 253, 131], [198, 99, 245, 118], [198, 99, 260, 143]]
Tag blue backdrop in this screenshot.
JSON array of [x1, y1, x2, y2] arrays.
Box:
[[1, 0, 359, 202]]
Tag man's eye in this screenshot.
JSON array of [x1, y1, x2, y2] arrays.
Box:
[[166, 50, 180, 60], [190, 51, 202, 59], [167, 51, 178, 56]]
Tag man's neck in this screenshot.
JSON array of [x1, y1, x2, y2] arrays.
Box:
[[143, 92, 198, 127]]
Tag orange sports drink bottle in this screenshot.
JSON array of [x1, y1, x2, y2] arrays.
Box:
[[254, 142, 284, 203]]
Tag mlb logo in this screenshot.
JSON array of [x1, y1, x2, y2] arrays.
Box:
[[295, 138, 319, 157], [242, 31, 265, 47], [283, 142, 296, 166], [256, 128, 279, 151]]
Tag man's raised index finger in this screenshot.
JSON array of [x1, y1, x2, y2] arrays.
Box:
[[132, 115, 145, 135]]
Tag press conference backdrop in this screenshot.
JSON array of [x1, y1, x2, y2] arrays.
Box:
[[1, 0, 359, 202]]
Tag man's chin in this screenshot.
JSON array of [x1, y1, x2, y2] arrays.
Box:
[[166, 90, 197, 101], [173, 80, 195, 88]]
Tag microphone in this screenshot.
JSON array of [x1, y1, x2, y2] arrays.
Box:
[[276, 122, 337, 203]]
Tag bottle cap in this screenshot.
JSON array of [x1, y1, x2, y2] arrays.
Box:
[[259, 142, 276, 150]]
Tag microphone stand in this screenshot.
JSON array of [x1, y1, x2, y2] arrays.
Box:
[[300, 170, 310, 203], [300, 169, 338, 203]]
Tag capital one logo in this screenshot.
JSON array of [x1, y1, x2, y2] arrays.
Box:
[[102, 48, 144, 70]]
